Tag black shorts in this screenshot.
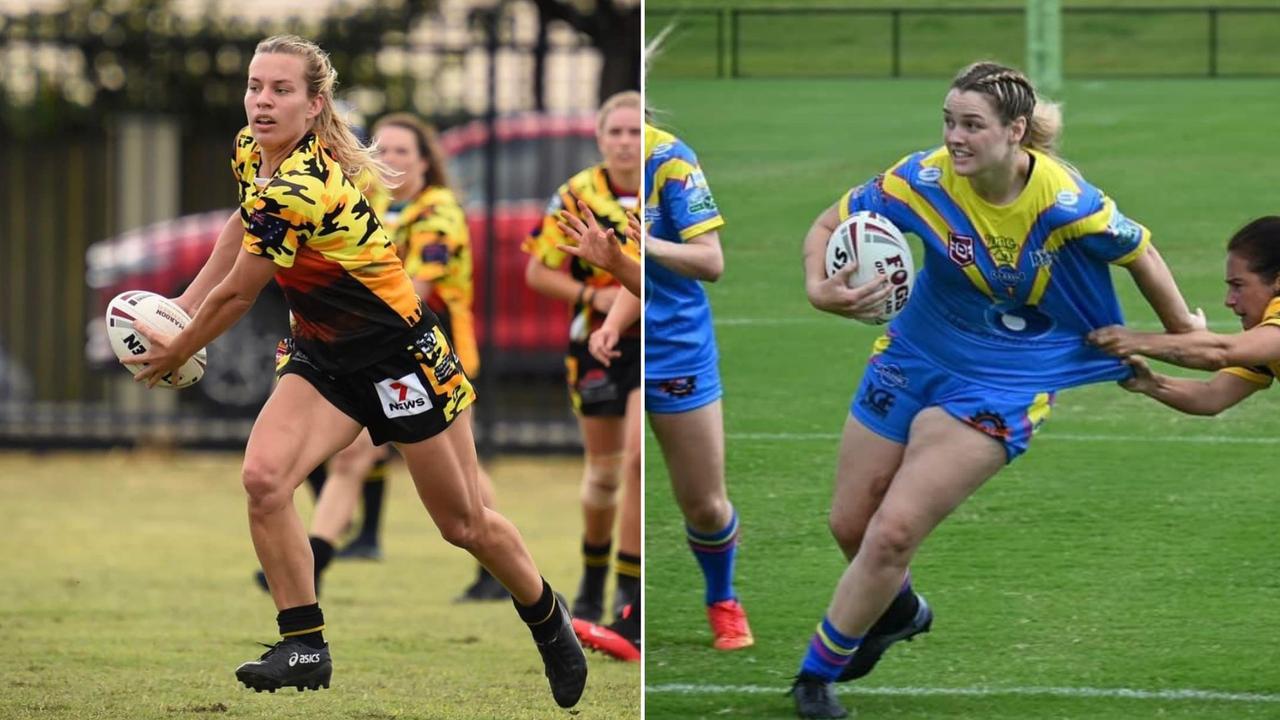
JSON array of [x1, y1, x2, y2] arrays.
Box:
[[566, 337, 641, 417], [275, 323, 476, 446]]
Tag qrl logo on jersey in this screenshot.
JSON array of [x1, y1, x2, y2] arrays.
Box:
[[375, 374, 434, 418], [289, 651, 323, 667]]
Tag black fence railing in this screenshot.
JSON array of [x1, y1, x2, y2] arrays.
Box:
[[647, 6, 1280, 79]]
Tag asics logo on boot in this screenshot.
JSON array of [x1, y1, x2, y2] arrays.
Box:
[[289, 651, 322, 667]]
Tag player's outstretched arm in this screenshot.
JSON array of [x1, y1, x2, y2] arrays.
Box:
[[1120, 356, 1261, 415], [1091, 322, 1280, 371], [1124, 244, 1203, 333], [556, 201, 641, 295], [803, 202, 890, 320], [174, 211, 245, 315]]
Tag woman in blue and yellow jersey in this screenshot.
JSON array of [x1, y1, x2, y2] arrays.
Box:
[[132, 35, 585, 707], [790, 62, 1202, 719], [1090, 217, 1280, 413], [642, 121, 755, 654], [524, 91, 643, 627]]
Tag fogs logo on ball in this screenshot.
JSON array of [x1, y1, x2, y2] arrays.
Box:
[[376, 374, 434, 418]]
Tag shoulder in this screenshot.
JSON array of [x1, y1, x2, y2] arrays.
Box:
[[646, 125, 697, 167], [565, 165, 601, 193], [1028, 151, 1107, 217]]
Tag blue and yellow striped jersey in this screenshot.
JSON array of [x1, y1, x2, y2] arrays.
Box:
[[1222, 296, 1280, 386], [845, 147, 1150, 391], [644, 124, 725, 379]]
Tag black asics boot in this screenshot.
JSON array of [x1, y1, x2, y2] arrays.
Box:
[[535, 594, 589, 708], [837, 592, 932, 682], [234, 638, 332, 693], [790, 674, 848, 719]]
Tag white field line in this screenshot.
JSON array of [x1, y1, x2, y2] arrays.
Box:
[[726, 432, 1280, 445], [713, 317, 1237, 332], [645, 683, 1280, 703]]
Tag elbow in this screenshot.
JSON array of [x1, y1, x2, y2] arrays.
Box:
[[700, 249, 725, 283]]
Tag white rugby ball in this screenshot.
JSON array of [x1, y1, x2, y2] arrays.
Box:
[[105, 290, 207, 388], [825, 211, 915, 324]]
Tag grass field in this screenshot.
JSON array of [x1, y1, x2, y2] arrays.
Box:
[[645, 3, 1280, 79], [643, 78, 1280, 718], [0, 452, 639, 720]]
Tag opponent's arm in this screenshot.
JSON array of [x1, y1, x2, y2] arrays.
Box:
[[1124, 244, 1202, 333], [174, 211, 244, 315], [646, 231, 722, 282], [133, 249, 277, 387], [1120, 356, 1262, 415], [1092, 323, 1280, 371], [802, 202, 890, 320]]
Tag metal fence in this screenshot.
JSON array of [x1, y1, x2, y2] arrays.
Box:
[[0, 2, 618, 453], [647, 5, 1280, 79]]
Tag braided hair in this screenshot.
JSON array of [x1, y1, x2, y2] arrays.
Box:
[[951, 61, 1063, 157]]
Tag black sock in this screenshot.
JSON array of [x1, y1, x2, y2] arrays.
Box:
[[513, 579, 561, 643], [310, 536, 335, 581], [615, 551, 641, 605], [278, 603, 326, 649], [581, 538, 611, 601], [476, 564, 495, 582], [609, 585, 641, 644], [355, 475, 387, 545], [870, 586, 920, 635], [305, 466, 326, 498]]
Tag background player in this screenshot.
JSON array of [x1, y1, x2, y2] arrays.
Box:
[[644, 120, 754, 653], [524, 91, 643, 624], [789, 61, 1202, 719]]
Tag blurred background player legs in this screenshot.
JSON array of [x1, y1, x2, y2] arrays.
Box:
[[333, 457, 389, 559]]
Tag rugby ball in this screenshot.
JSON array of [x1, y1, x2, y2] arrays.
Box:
[[825, 211, 915, 324], [105, 290, 207, 388]]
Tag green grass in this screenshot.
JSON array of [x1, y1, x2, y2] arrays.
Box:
[[645, 5, 1280, 79], [643, 78, 1280, 718], [0, 452, 639, 719]]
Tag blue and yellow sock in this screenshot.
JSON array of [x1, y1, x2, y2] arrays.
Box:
[[799, 615, 862, 682], [686, 507, 739, 605]]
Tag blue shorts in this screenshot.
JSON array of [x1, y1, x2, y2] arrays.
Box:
[[850, 339, 1055, 462], [646, 364, 723, 414]]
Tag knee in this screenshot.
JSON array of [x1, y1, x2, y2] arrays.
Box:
[[860, 512, 920, 568], [682, 495, 730, 534], [580, 453, 624, 509], [241, 459, 291, 514], [828, 512, 867, 555], [437, 510, 485, 550]]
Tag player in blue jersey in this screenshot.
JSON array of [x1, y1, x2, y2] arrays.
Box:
[[1089, 216, 1280, 413], [643, 122, 754, 651], [789, 62, 1202, 719]]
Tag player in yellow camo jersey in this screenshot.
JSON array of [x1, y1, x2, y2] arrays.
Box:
[[1090, 217, 1280, 413], [134, 35, 585, 706], [523, 91, 643, 625]]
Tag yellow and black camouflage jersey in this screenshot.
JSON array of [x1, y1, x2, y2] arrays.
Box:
[[371, 185, 478, 377], [1223, 296, 1280, 386], [233, 127, 423, 374], [523, 164, 641, 342]]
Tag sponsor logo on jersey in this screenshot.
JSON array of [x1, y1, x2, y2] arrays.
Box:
[[375, 373, 434, 418], [873, 362, 909, 389], [1055, 190, 1079, 208], [949, 233, 976, 267], [1030, 248, 1057, 269], [965, 409, 1012, 441], [992, 264, 1025, 287], [860, 388, 896, 418], [917, 166, 943, 185], [658, 376, 697, 397]]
